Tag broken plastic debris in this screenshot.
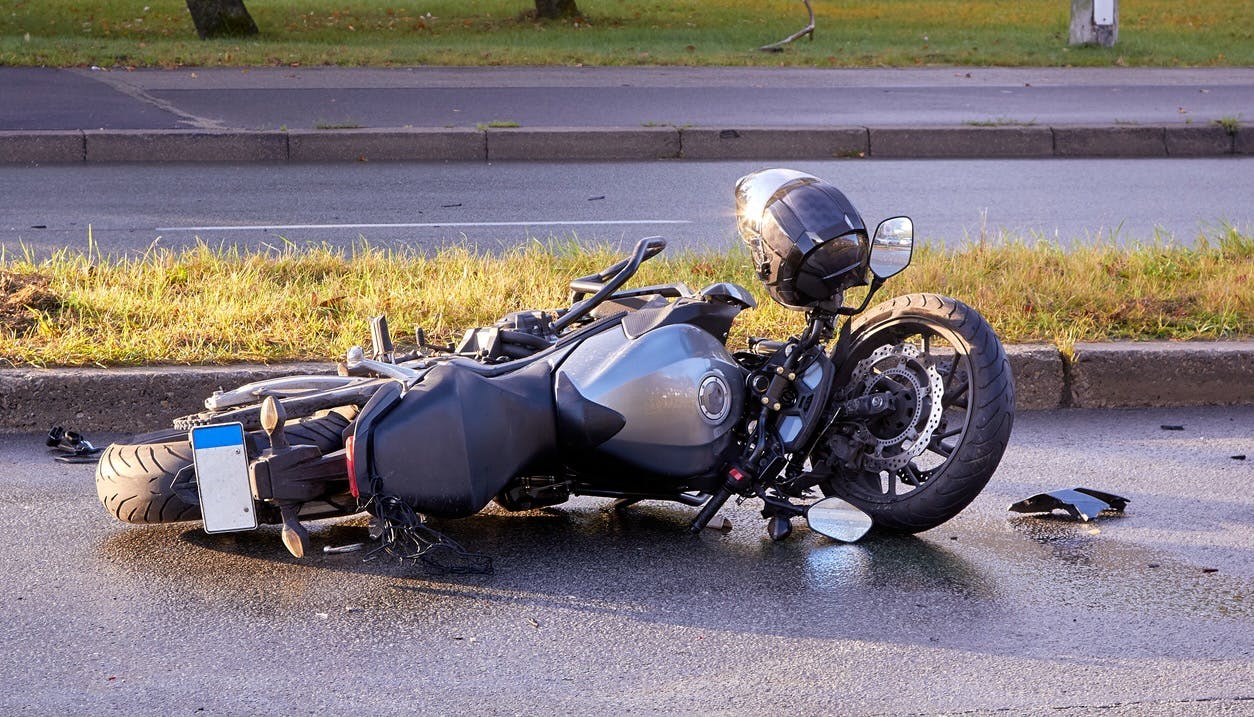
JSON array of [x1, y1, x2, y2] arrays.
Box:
[[1160, 425, 1185, 431], [1008, 487, 1130, 522]]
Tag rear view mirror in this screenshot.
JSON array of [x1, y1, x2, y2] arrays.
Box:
[[869, 216, 914, 280], [805, 496, 873, 542]]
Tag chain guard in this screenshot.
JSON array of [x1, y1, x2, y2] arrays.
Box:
[[844, 342, 944, 472]]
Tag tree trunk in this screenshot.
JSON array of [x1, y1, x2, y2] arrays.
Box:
[[534, 0, 581, 20], [185, 0, 259, 39], [1069, 0, 1118, 47]]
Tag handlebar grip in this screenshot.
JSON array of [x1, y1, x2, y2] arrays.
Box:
[[640, 236, 667, 257], [688, 484, 733, 533]]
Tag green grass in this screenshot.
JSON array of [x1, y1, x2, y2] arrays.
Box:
[[2, 228, 1250, 368], [312, 120, 362, 129], [2, 0, 1250, 67], [1215, 116, 1242, 135], [476, 120, 522, 130], [963, 117, 1038, 127]]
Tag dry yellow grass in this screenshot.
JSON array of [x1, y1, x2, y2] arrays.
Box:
[[1, 228, 1250, 368]]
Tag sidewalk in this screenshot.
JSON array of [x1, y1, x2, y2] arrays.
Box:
[[3, 66, 1252, 162]]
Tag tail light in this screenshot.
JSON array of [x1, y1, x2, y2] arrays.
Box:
[[345, 434, 359, 497]]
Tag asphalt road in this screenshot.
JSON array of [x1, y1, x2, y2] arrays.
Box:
[[1, 407, 1250, 714], [2, 158, 1250, 256], [6, 66, 1252, 131]]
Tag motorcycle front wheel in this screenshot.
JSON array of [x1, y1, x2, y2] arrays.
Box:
[[817, 293, 1015, 533]]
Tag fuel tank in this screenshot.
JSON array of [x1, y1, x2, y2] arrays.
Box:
[[554, 322, 746, 478]]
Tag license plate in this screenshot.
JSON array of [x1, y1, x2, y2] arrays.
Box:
[[190, 423, 258, 534]]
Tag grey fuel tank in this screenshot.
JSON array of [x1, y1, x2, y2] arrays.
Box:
[[554, 321, 746, 478]]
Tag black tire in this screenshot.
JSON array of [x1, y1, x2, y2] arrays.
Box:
[[819, 293, 1014, 533], [95, 408, 356, 525]]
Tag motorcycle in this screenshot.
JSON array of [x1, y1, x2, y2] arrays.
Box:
[[95, 169, 1015, 570]]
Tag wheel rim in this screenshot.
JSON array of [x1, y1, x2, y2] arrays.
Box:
[[828, 319, 975, 505]]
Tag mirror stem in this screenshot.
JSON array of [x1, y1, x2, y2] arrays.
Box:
[[836, 276, 886, 316]]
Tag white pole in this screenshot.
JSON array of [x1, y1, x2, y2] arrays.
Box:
[[1069, 0, 1119, 47]]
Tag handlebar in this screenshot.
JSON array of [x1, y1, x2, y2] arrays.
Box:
[[551, 236, 667, 334]]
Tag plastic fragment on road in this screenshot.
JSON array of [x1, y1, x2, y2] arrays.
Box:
[[1008, 487, 1130, 522]]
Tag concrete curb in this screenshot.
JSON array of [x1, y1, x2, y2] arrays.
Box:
[[1, 124, 1247, 163], [1, 343, 1250, 433], [486, 127, 681, 161], [287, 128, 484, 162], [83, 130, 288, 162], [1068, 341, 1254, 408], [869, 126, 1055, 158], [0, 362, 331, 433], [680, 127, 868, 160]]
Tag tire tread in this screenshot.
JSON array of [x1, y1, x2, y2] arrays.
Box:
[[830, 293, 1015, 533], [95, 410, 353, 525]]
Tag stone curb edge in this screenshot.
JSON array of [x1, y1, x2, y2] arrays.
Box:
[[1, 342, 1250, 433], [1, 124, 1249, 164]]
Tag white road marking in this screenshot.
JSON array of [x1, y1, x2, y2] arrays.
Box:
[[155, 220, 692, 232]]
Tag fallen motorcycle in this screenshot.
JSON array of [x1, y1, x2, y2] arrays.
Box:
[[96, 169, 1015, 568]]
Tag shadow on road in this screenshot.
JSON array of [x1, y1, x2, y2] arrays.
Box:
[[90, 491, 1247, 667]]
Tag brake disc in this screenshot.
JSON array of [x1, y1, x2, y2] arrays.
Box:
[[846, 342, 944, 471]]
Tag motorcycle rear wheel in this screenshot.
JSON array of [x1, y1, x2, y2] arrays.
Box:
[[95, 407, 355, 525], [818, 293, 1014, 533]]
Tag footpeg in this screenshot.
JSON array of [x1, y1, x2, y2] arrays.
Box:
[[767, 515, 793, 541], [260, 395, 288, 449], [251, 396, 347, 558], [263, 398, 308, 558], [279, 503, 309, 558]]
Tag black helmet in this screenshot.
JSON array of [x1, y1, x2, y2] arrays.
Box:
[[735, 169, 869, 311]]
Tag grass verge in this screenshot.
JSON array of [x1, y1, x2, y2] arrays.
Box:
[[1, 228, 1250, 368], [3, 0, 1251, 68]]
